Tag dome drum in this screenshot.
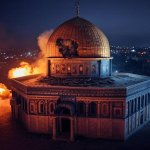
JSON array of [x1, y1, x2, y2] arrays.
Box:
[[48, 58, 112, 78]]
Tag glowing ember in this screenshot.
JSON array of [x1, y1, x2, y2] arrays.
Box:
[[0, 83, 11, 99], [8, 62, 41, 78], [0, 88, 5, 94]]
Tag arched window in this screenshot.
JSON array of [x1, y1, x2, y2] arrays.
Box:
[[22, 97, 25, 110], [56, 64, 60, 73], [88, 102, 97, 117], [72, 65, 77, 74], [85, 66, 89, 75], [145, 94, 147, 107], [141, 95, 144, 108], [31, 105, 34, 112], [67, 65, 71, 75], [140, 113, 144, 125], [79, 65, 83, 75], [51, 103, 54, 112], [77, 102, 86, 116], [101, 103, 109, 117], [30, 102, 35, 114], [134, 98, 137, 113], [49, 103, 55, 114], [61, 64, 66, 73], [127, 101, 130, 117], [92, 65, 96, 74], [131, 100, 134, 114], [39, 101, 45, 114], [138, 97, 141, 110]]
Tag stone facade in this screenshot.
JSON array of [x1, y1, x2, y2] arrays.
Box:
[[10, 76, 150, 141]]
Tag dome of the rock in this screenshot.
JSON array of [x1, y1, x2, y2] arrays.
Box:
[[47, 17, 110, 58]]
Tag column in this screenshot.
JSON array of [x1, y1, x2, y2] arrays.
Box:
[[52, 117, 57, 140], [97, 102, 100, 117], [85, 102, 89, 135], [97, 102, 100, 137], [70, 118, 74, 142], [86, 102, 88, 117], [59, 117, 62, 133]]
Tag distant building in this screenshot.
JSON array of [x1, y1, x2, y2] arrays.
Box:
[[10, 8, 150, 141]]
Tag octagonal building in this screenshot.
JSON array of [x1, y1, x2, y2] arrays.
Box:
[[10, 13, 150, 141]]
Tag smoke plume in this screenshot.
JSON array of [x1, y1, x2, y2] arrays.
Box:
[[34, 29, 53, 75]]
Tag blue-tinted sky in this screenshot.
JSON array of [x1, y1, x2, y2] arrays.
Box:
[[0, 0, 150, 50]]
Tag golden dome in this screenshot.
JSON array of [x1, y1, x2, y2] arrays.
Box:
[[47, 17, 110, 58]]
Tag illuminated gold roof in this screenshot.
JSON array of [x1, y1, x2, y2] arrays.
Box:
[[47, 17, 110, 58]]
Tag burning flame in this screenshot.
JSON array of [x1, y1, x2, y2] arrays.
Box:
[[0, 83, 11, 99], [8, 62, 41, 78], [0, 88, 5, 94], [8, 29, 53, 79]]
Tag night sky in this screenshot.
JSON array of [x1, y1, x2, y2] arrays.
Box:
[[0, 0, 150, 50]]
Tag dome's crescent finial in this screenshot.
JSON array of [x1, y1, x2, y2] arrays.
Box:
[[75, 1, 80, 17]]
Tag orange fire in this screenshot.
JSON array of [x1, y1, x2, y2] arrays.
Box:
[[8, 62, 41, 78], [7, 30, 53, 79], [0, 83, 11, 99]]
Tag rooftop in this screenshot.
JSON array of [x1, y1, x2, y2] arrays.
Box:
[[12, 73, 150, 89]]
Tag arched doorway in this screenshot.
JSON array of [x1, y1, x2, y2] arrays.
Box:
[[58, 107, 71, 139], [60, 118, 70, 138], [53, 102, 75, 141]]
